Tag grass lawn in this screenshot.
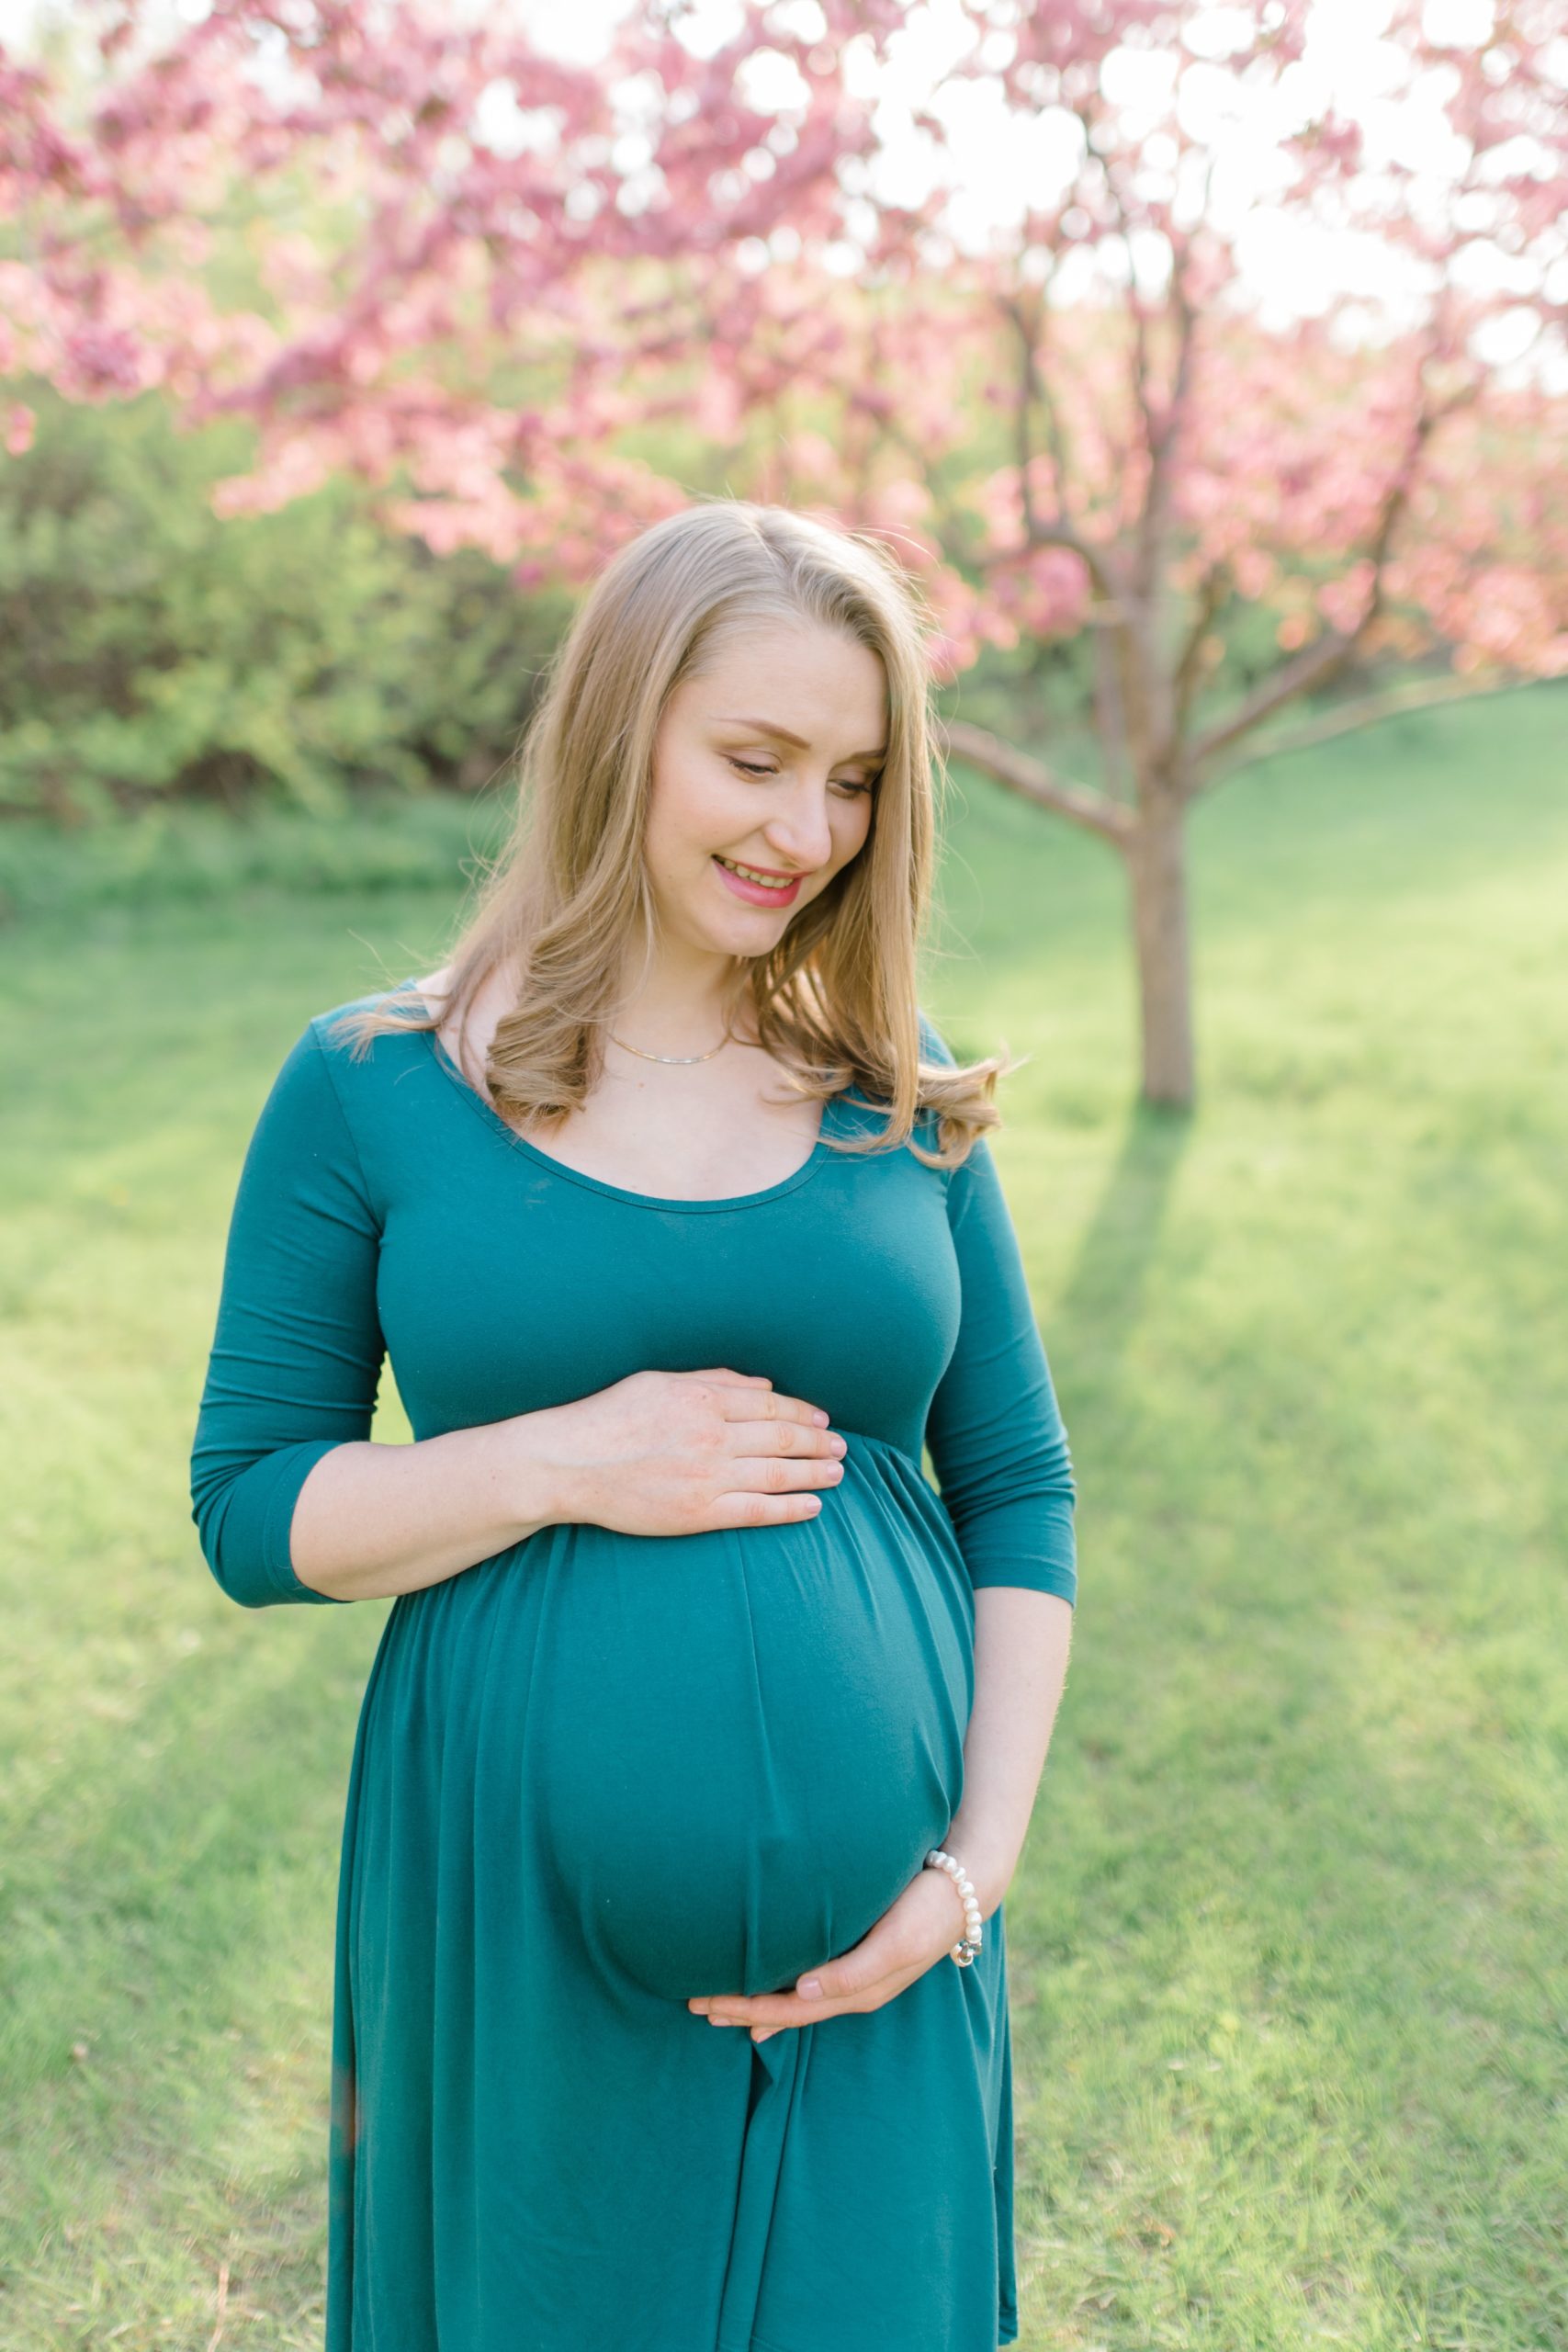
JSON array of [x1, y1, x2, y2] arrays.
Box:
[[1, 682, 1564, 2348]]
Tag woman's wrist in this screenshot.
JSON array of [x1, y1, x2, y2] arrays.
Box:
[[501, 1404, 580, 1536], [931, 1824, 1019, 1919]]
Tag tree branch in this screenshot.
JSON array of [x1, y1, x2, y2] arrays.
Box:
[[1171, 560, 1229, 745], [1189, 356, 1479, 779], [937, 719, 1134, 844], [1000, 285, 1122, 610], [1001, 282, 1074, 518], [1190, 623, 1365, 770], [1003, 289, 1044, 544], [1090, 605, 1135, 802], [1190, 670, 1541, 794]]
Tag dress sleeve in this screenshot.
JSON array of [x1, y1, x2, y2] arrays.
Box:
[[919, 1014, 1078, 1604], [188, 1020, 385, 1610]]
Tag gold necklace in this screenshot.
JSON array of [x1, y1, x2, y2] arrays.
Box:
[[608, 1027, 735, 1066]]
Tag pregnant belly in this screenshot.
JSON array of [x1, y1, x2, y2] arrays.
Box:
[[359, 1435, 976, 2002]]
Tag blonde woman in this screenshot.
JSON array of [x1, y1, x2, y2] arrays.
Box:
[[190, 500, 1077, 2352]]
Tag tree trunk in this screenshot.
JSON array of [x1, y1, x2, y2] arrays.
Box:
[[1126, 790, 1195, 1108]]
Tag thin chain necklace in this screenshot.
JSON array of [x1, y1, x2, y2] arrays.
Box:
[[608, 1025, 736, 1066]]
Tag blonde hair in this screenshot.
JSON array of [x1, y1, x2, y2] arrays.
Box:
[[333, 498, 1014, 1169]]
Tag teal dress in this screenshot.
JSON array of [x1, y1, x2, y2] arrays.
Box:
[[189, 980, 1077, 2352]]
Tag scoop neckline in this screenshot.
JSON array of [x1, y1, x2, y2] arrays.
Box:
[[399, 977, 840, 1215]]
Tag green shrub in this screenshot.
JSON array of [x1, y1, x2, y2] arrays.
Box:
[[0, 384, 569, 823]]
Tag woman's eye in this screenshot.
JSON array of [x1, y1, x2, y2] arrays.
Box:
[[726, 757, 875, 797]]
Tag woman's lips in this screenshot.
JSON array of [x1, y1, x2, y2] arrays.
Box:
[[712, 855, 804, 906]]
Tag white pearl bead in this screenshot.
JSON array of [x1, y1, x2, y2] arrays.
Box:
[[925, 1849, 987, 1968]]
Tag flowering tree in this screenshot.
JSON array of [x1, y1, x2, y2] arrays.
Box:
[[6, 0, 1565, 1102]]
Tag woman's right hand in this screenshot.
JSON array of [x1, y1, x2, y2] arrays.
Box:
[[526, 1367, 846, 1538]]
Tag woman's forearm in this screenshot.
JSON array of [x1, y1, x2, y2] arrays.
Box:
[[289, 1409, 570, 1603], [942, 1587, 1074, 1917]]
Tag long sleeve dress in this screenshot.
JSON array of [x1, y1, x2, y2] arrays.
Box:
[[188, 978, 1077, 2352]]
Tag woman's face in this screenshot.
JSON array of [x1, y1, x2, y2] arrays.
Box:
[[643, 618, 886, 962]]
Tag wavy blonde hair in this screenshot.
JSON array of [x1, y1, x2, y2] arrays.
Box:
[[333, 497, 1018, 1170]]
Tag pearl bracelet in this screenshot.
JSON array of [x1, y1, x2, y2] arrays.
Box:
[[924, 1848, 984, 1966]]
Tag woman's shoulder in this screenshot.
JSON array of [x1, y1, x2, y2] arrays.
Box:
[[307, 975, 430, 1059], [242, 979, 437, 1196], [253, 979, 433, 1147]]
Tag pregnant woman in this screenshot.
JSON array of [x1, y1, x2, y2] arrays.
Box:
[[189, 498, 1077, 2352]]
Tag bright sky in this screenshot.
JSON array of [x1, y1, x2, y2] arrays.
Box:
[[5, 0, 1563, 388]]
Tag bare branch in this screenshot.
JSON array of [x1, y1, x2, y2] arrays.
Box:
[[1170, 561, 1229, 743], [1008, 202, 1165, 789], [1002, 284, 1122, 616], [1191, 622, 1360, 769], [937, 718, 1134, 844], [1090, 612, 1135, 802], [1001, 290, 1043, 541], [1092, 137, 1168, 602], [1191, 669, 1543, 795], [1003, 296, 1151, 785], [1140, 245, 1202, 775], [1002, 279, 1076, 507], [1189, 343, 1482, 779], [1135, 265, 1197, 601]]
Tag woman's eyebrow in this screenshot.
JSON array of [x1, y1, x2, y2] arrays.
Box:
[[715, 715, 888, 762]]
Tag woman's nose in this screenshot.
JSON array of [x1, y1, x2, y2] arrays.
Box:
[[762, 785, 837, 868]]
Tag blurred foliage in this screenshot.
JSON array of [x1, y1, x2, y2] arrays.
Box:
[[0, 384, 570, 825], [0, 784, 515, 923]]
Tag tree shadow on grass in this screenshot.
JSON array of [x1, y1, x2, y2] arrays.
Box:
[[1051, 1097, 1194, 1390]]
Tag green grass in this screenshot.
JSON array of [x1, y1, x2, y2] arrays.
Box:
[[1, 681, 1564, 2348]]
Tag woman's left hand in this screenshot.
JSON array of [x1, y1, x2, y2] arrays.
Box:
[[686, 1864, 981, 2043]]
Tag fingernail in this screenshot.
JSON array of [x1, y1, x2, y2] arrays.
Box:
[[798, 1976, 823, 1999], [812, 1409, 829, 1425]]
